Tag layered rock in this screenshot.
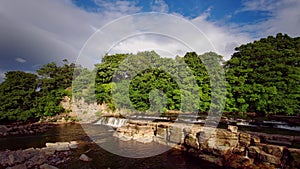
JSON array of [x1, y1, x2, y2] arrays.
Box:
[[113, 120, 156, 143], [113, 120, 299, 168]]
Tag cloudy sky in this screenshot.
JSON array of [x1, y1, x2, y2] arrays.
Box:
[[0, 0, 300, 81]]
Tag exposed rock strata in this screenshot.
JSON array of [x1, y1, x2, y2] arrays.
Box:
[[113, 120, 300, 168]]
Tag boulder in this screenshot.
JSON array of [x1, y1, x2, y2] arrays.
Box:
[[239, 132, 251, 147], [79, 154, 92, 162], [251, 135, 260, 143], [69, 141, 78, 149], [168, 126, 183, 143], [8, 154, 14, 165], [136, 125, 154, 136], [228, 125, 238, 133], [256, 143, 285, 158], [184, 134, 199, 149], [258, 151, 281, 165], [232, 146, 245, 155], [248, 146, 281, 166], [155, 127, 167, 139], [40, 147, 55, 155], [46, 142, 70, 151]]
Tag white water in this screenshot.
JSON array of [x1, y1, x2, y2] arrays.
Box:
[[263, 120, 287, 125], [95, 117, 128, 128], [245, 149, 249, 158], [275, 125, 300, 132], [236, 121, 250, 126]]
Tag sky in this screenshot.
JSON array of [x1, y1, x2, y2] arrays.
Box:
[[0, 0, 300, 81]]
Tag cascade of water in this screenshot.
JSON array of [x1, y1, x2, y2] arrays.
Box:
[[245, 149, 249, 158], [95, 117, 128, 128]]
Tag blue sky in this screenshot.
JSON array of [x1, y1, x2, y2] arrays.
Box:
[[0, 0, 299, 81], [72, 0, 273, 31]]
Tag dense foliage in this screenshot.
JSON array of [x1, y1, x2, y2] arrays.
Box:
[[0, 60, 74, 121], [1, 33, 300, 122], [225, 33, 300, 115], [86, 51, 224, 114], [90, 33, 300, 115]]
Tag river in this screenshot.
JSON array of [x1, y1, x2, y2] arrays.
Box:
[[0, 124, 221, 169]]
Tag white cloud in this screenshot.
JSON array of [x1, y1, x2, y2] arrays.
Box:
[[237, 0, 280, 12], [92, 0, 142, 19], [0, 0, 143, 71], [237, 0, 300, 37], [0, 0, 100, 70], [150, 0, 169, 13], [15, 57, 26, 63], [77, 12, 252, 70], [0, 0, 299, 74], [0, 71, 5, 83], [109, 34, 189, 58], [190, 13, 252, 60]]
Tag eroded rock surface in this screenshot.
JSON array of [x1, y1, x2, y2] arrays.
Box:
[[113, 120, 299, 168]]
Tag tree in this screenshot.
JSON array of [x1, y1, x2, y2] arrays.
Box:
[[0, 71, 37, 121], [225, 33, 300, 115], [0, 60, 75, 122]]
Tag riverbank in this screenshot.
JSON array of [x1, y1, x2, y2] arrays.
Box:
[[0, 119, 79, 137], [0, 123, 55, 137], [0, 110, 80, 137], [0, 124, 222, 169], [1, 113, 300, 168], [0, 141, 79, 169]]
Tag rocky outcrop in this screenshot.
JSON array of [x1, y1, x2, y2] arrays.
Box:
[[0, 141, 78, 168], [113, 120, 299, 168], [246, 131, 300, 146], [288, 148, 300, 168], [248, 145, 282, 166], [113, 120, 157, 143]]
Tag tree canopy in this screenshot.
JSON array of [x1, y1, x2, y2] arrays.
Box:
[[0, 60, 74, 121], [1, 33, 300, 122], [225, 33, 300, 115]]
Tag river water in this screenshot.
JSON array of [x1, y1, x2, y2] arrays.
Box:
[[0, 124, 221, 169]]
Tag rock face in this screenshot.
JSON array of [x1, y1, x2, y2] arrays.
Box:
[[246, 131, 299, 146], [113, 121, 156, 143], [0, 141, 78, 168], [248, 145, 281, 166], [288, 148, 300, 168], [113, 120, 298, 168]]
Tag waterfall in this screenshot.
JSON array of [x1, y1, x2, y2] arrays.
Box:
[[245, 149, 249, 158], [95, 117, 128, 128]]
